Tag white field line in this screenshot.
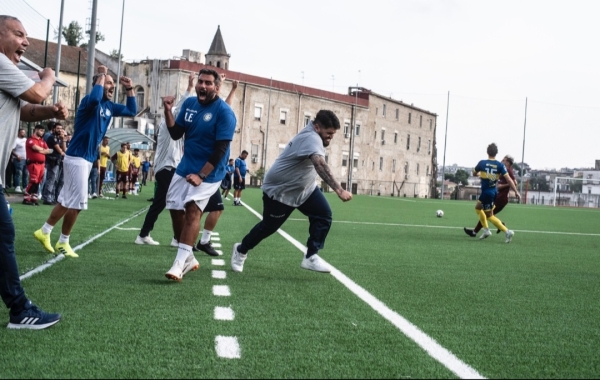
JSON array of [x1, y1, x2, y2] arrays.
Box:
[[115, 227, 141, 231], [214, 306, 235, 321], [20, 207, 149, 281], [241, 202, 485, 379], [215, 336, 241, 359], [212, 270, 227, 279], [286, 218, 600, 237], [213, 285, 231, 297], [212, 259, 225, 266]]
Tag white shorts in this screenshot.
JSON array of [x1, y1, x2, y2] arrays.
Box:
[[165, 174, 222, 212], [57, 155, 93, 210]]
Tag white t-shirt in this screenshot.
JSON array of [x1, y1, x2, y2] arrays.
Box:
[[0, 53, 35, 186], [13, 137, 27, 158]]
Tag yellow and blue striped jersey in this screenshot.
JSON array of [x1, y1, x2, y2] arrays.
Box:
[[474, 159, 508, 191]]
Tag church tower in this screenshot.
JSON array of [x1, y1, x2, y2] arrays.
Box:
[[205, 25, 230, 70]]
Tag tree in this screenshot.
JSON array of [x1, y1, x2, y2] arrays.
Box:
[[109, 49, 124, 60], [444, 173, 455, 183], [529, 176, 550, 192], [454, 169, 470, 186], [513, 162, 523, 176], [58, 21, 83, 47]]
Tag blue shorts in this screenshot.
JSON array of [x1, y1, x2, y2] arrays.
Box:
[[478, 190, 497, 211]]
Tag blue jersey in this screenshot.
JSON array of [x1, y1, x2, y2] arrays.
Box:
[[226, 164, 234, 175], [175, 97, 236, 183], [141, 161, 151, 172], [474, 159, 508, 192], [235, 157, 247, 178], [67, 85, 137, 162]]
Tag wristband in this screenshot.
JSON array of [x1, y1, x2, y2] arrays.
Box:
[[125, 87, 133, 91], [198, 172, 207, 180]]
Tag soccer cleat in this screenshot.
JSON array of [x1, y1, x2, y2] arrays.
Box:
[[135, 235, 160, 245], [195, 240, 221, 256], [165, 260, 185, 281], [479, 229, 492, 240], [33, 229, 55, 253], [231, 243, 247, 273], [55, 242, 79, 258], [170, 238, 179, 248], [7, 300, 61, 330], [463, 228, 477, 238], [182, 255, 199, 277], [505, 230, 515, 243], [300, 254, 331, 273]]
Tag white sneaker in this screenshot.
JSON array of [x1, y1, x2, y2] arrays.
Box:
[[88, 194, 92, 199], [479, 229, 492, 240], [14, 186, 22, 193], [92, 193, 98, 199], [505, 230, 515, 243], [170, 238, 179, 248], [182, 255, 199, 277], [301, 254, 331, 273], [135, 235, 160, 245], [231, 243, 247, 273], [165, 260, 184, 281]]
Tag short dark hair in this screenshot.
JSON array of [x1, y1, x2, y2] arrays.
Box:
[[504, 155, 514, 165], [241, 150, 248, 155], [34, 124, 45, 130], [198, 68, 221, 86], [47, 121, 57, 130], [314, 110, 341, 130], [134, 148, 140, 152], [487, 143, 498, 157], [121, 143, 127, 147]]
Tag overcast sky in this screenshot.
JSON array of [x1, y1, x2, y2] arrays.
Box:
[[3, 0, 599, 170]]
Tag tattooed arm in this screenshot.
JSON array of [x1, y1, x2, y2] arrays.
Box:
[[310, 154, 353, 202]]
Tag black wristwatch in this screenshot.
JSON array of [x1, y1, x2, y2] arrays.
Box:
[[198, 172, 207, 180]]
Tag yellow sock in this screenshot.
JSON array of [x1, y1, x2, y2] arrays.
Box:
[[476, 209, 488, 229], [488, 216, 508, 232]]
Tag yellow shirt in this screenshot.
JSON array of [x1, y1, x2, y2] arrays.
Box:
[[99, 145, 110, 168], [131, 156, 141, 169], [115, 151, 130, 172]]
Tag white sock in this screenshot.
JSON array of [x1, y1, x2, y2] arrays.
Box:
[[42, 223, 53, 235], [59, 234, 70, 244], [175, 244, 193, 263], [200, 230, 212, 245]]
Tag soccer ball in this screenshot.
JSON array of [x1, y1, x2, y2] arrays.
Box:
[[436, 210, 444, 218]]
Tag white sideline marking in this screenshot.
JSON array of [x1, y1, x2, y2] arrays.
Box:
[[212, 270, 227, 279], [212, 259, 225, 266], [212, 243, 222, 248], [240, 202, 485, 379], [212, 232, 220, 236], [215, 336, 241, 359], [215, 250, 224, 256], [214, 307, 235, 321], [21, 207, 149, 281], [115, 227, 141, 231], [287, 218, 600, 237], [213, 285, 231, 296], [211, 237, 221, 241]]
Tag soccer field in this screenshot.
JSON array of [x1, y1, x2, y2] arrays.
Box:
[[3, 187, 600, 378]]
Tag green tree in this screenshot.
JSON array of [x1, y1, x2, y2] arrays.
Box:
[[513, 162, 522, 176], [443, 173, 455, 183], [454, 169, 470, 186], [109, 49, 124, 60], [57, 21, 83, 47], [529, 176, 550, 192]]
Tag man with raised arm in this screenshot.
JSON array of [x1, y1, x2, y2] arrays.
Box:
[[34, 64, 137, 258]]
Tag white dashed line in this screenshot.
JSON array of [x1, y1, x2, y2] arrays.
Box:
[[215, 336, 241, 359], [214, 307, 235, 321], [212, 243, 222, 248], [212, 270, 227, 279], [212, 259, 225, 266], [211, 237, 221, 241], [213, 285, 231, 297]]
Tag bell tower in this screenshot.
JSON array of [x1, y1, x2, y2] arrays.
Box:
[[205, 25, 230, 70]]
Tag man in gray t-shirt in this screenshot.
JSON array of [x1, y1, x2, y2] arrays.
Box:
[[0, 15, 68, 330], [231, 110, 353, 274]]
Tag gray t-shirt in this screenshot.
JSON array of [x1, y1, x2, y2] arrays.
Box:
[[262, 122, 326, 207], [0, 54, 34, 186]]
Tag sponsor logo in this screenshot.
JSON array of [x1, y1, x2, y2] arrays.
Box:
[[203, 113, 213, 122]]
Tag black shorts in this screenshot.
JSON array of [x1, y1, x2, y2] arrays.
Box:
[[233, 176, 246, 190], [117, 171, 130, 183], [204, 189, 225, 213]]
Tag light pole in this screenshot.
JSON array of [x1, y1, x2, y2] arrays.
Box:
[[52, 0, 65, 105], [85, 0, 99, 95]]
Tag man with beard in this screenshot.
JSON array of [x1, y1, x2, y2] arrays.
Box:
[[0, 14, 66, 329], [162, 68, 236, 281], [231, 110, 353, 274], [34, 65, 137, 258]]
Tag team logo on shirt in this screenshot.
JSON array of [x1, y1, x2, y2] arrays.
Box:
[[203, 113, 213, 122], [106, 109, 112, 117]]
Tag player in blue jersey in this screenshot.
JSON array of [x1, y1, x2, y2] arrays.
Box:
[[162, 68, 237, 281], [233, 151, 248, 206], [472, 143, 521, 243], [34, 65, 137, 258]]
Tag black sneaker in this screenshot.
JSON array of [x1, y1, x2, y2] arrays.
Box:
[[22, 199, 35, 206], [195, 240, 221, 256], [7, 301, 61, 330], [463, 228, 477, 238], [122, 194, 127, 199]]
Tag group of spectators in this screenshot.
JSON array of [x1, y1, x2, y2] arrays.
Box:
[[3, 122, 71, 206]]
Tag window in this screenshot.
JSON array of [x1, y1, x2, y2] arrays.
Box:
[[379, 157, 383, 171], [392, 159, 396, 173], [355, 123, 361, 136], [394, 132, 398, 144], [408, 113, 412, 124], [136, 87, 145, 109], [254, 105, 263, 121], [426, 165, 430, 175], [304, 115, 311, 126], [251, 144, 259, 163], [382, 104, 386, 117], [374, 131, 377, 140], [404, 162, 409, 178], [376, 107, 378, 116], [419, 115, 422, 127], [417, 137, 421, 152], [395, 108, 399, 120], [342, 154, 348, 167], [280, 110, 287, 125], [428, 139, 431, 155], [429, 119, 433, 130], [353, 157, 358, 168], [344, 122, 350, 136], [406, 134, 410, 150], [381, 129, 385, 142], [417, 163, 420, 175]]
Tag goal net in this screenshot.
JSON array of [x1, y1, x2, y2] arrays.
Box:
[[551, 176, 600, 208]]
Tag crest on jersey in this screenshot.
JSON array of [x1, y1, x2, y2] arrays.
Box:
[[203, 113, 213, 122], [106, 109, 112, 117]]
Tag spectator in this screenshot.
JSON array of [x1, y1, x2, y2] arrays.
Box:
[[129, 148, 141, 195], [41, 122, 66, 205], [98, 136, 110, 197], [88, 151, 100, 199], [23, 124, 53, 205], [141, 157, 151, 186], [10, 128, 28, 193]]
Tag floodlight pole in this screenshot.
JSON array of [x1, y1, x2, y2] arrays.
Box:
[[440, 91, 450, 200], [85, 0, 99, 95], [52, 0, 65, 105], [113, 0, 126, 129], [519, 97, 528, 199]]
